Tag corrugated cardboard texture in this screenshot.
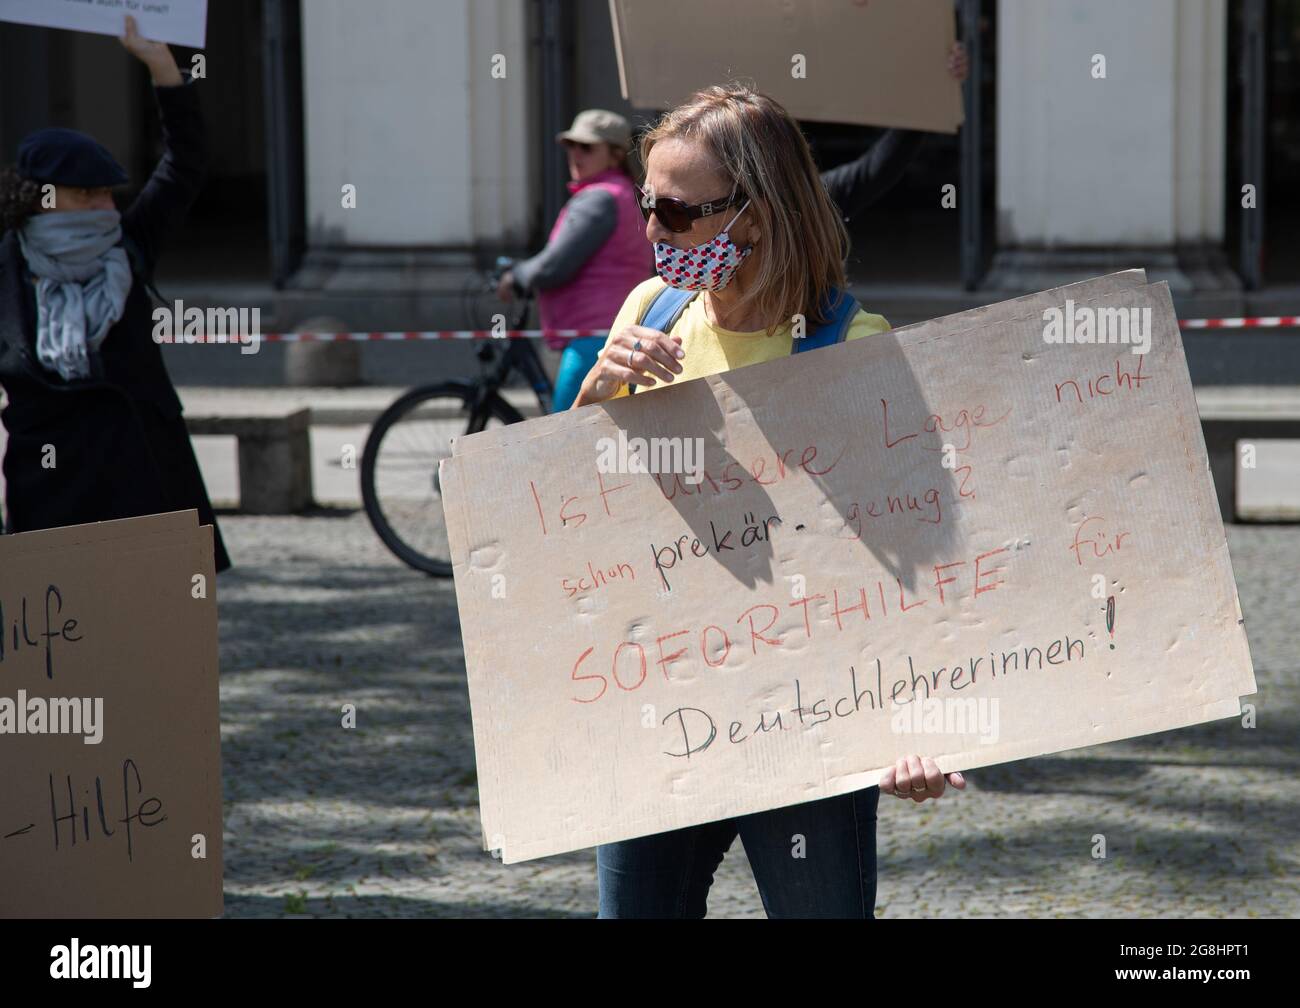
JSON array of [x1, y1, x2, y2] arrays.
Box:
[[0, 511, 222, 916], [442, 273, 1256, 863], [609, 0, 963, 131]]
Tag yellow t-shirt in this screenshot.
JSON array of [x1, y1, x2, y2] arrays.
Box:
[[602, 278, 891, 399]]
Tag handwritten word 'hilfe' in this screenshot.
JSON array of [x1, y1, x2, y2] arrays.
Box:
[[0, 585, 83, 680], [45, 759, 166, 863], [568, 546, 1011, 703]]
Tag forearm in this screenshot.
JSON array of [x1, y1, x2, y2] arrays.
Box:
[[512, 189, 617, 292], [154, 78, 208, 189], [144, 51, 183, 87], [514, 230, 606, 290], [120, 76, 207, 270], [821, 128, 926, 221]]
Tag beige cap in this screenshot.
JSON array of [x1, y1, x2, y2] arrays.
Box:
[[555, 109, 633, 150]]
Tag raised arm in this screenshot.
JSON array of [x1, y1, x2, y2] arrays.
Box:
[[820, 128, 927, 222], [117, 15, 206, 273], [820, 39, 968, 222]]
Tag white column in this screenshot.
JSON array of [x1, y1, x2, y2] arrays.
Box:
[[997, 0, 1225, 248], [1174, 0, 1226, 243], [300, 0, 534, 247]]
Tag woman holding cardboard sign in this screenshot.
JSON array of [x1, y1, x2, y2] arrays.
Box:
[[0, 16, 229, 571], [575, 85, 966, 919]]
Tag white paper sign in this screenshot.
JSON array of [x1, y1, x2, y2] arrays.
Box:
[[0, 0, 207, 49]]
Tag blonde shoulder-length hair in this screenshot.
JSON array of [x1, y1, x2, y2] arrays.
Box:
[[639, 85, 850, 339]]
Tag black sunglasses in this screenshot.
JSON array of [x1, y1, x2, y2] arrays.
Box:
[[635, 184, 746, 233]]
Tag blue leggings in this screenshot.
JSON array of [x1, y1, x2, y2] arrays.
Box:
[[551, 336, 605, 412], [597, 785, 880, 918]]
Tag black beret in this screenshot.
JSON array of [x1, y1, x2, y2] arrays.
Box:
[[16, 127, 128, 188]]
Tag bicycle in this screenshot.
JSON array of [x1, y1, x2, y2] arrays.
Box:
[[360, 257, 556, 576]]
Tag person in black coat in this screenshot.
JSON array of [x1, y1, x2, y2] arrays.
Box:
[[0, 15, 230, 571]]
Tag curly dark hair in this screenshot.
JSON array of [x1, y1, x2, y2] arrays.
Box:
[[0, 166, 44, 234]]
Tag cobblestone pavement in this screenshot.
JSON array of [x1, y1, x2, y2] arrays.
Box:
[[217, 512, 1299, 918]]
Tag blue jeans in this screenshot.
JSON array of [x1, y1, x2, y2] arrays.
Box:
[[597, 785, 879, 918], [551, 336, 605, 412]]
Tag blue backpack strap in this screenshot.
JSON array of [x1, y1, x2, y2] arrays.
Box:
[[627, 285, 696, 395], [792, 287, 860, 354]]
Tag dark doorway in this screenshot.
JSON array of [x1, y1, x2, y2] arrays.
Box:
[[802, 0, 996, 292], [153, 0, 271, 288], [1263, 0, 1300, 283], [1227, 0, 1300, 288]]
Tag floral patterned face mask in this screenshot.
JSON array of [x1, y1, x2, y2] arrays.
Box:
[[653, 201, 752, 292]]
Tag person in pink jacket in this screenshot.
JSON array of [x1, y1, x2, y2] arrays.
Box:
[[497, 109, 654, 411]]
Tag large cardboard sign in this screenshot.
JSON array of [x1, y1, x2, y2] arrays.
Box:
[[609, 0, 963, 131], [440, 272, 1256, 863], [0, 0, 207, 48], [0, 511, 222, 917]]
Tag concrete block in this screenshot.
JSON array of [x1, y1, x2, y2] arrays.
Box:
[[1237, 439, 1300, 522], [285, 316, 361, 387]]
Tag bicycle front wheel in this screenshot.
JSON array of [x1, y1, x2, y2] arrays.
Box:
[[361, 384, 522, 576]]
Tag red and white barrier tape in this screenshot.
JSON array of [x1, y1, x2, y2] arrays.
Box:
[[159, 316, 1300, 344], [157, 329, 608, 343], [269, 329, 611, 341], [1178, 316, 1300, 329]]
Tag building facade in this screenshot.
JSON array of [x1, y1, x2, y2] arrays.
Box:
[[1, 0, 1297, 352]]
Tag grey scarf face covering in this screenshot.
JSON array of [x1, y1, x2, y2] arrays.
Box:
[[18, 209, 133, 381]]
